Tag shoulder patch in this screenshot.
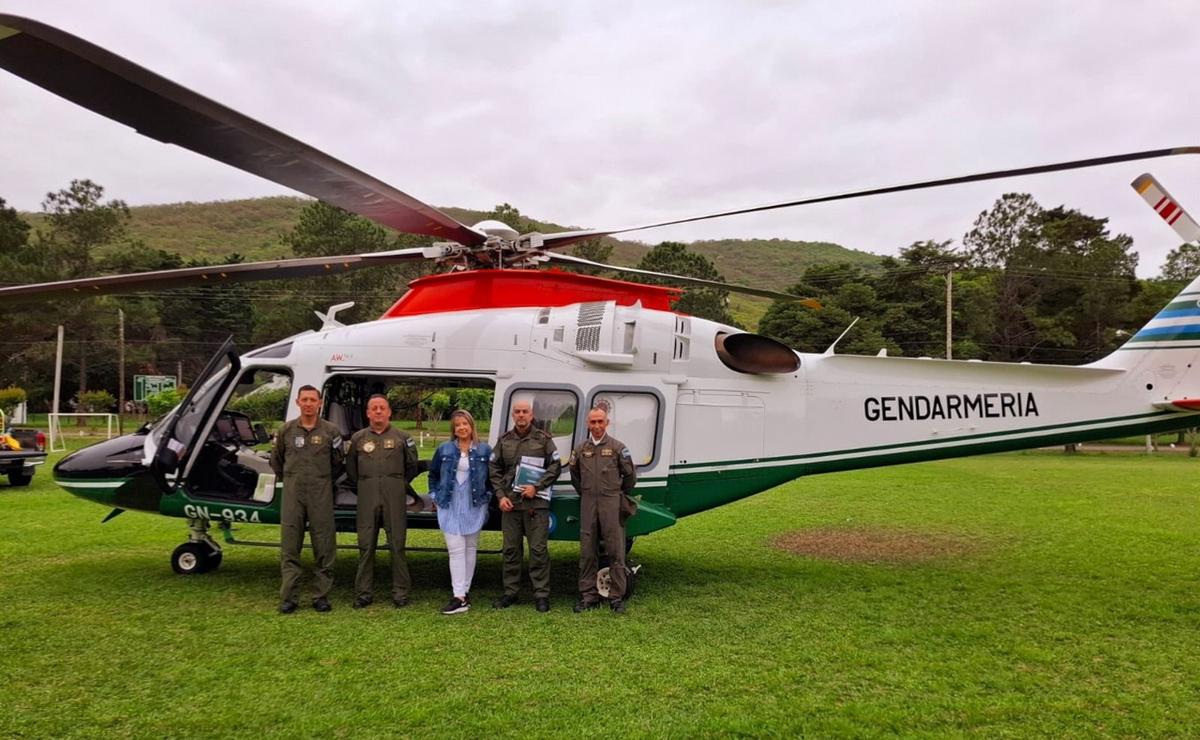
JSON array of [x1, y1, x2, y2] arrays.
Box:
[[332, 435, 344, 449], [406, 437, 416, 447], [620, 447, 632, 458], [551, 450, 560, 461]]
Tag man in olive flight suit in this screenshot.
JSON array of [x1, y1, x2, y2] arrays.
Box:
[[488, 399, 561, 612], [346, 394, 419, 609], [270, 385, 345, 614], [570, 406, 638, 614]]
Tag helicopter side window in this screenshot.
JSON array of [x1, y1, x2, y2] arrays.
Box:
[[185, 368, 292, 504], [588, 390, 662, 469], [506, 388, 578, 456]]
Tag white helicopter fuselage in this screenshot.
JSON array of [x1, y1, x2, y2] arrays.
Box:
[[56, 269, 1200, 542], [247, 275, 1200, 523]]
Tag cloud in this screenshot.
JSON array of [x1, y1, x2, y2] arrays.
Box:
[[1, 0, 1197, 275]]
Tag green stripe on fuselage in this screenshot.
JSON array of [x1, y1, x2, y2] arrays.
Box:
[[665, 411, 1195, 517]]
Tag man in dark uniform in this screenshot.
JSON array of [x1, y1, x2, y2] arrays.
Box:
[[488, 398, 561, 612], [346, 394, 419, 609], [569, 406, 637, 614], [269, 385, 345, 614]]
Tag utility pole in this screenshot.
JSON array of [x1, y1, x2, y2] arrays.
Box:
[[117, 309, 125, 434], [945, 268, 953, 360], [52, 325, 63, 451]]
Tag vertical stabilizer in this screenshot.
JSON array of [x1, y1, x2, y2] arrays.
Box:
[[1121, 273, 1200, 351], [1094, 176, 1200, 370]]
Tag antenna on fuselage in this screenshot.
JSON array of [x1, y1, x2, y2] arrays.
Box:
[[314, 302, 355, 331], [823, 317, 860, 356]]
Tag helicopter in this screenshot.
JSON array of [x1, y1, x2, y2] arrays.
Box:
[[3, 14, 1200, 580]]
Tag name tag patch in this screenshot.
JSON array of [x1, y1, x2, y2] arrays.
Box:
[[384, 439, 395, 449], [600, 448, 614, 457]]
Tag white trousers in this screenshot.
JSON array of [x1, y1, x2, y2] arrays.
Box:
[[444, 531, 481, 598]]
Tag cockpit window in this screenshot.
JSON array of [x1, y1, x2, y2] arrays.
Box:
[[148, 338, 240, 486], [172, 366, 233, 443], [246, 341, 294, 359], [148, 365, 231, 454]]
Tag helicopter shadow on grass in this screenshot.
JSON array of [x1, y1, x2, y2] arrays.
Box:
[[17, 532, 976, 610], [14, 539, 801, 602]]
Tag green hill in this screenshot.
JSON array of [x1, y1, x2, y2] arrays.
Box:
[[689, 238, 883, 292], [21, 197, 884, 327], [23, 197, 311, 263]]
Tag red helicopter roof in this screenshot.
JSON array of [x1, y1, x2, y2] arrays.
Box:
[[382, 269, 682, 318]]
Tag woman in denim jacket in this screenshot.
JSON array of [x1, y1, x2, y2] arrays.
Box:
[[428, 409, 493, 614]]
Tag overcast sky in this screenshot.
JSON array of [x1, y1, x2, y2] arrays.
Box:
[[2, 1, 1197, 276]]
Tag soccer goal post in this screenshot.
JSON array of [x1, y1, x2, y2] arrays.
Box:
[[47, 413, 117, 452]]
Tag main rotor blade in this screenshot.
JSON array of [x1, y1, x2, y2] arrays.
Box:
[[545, 252, 821, 307], [0, 15, 485, 247], [536, 147, 1200, 251], [0, 248, 427, 305]]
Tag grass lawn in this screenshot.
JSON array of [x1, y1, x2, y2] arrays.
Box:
[[1, 450, 1198, 737]]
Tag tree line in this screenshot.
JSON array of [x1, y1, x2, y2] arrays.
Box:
[[759, 193, 1196, 361], [0, 179, 1195, 411]]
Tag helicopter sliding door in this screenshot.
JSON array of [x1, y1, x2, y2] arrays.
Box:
[[320, 373, 497, 513], [674, 390, 766, 463]]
